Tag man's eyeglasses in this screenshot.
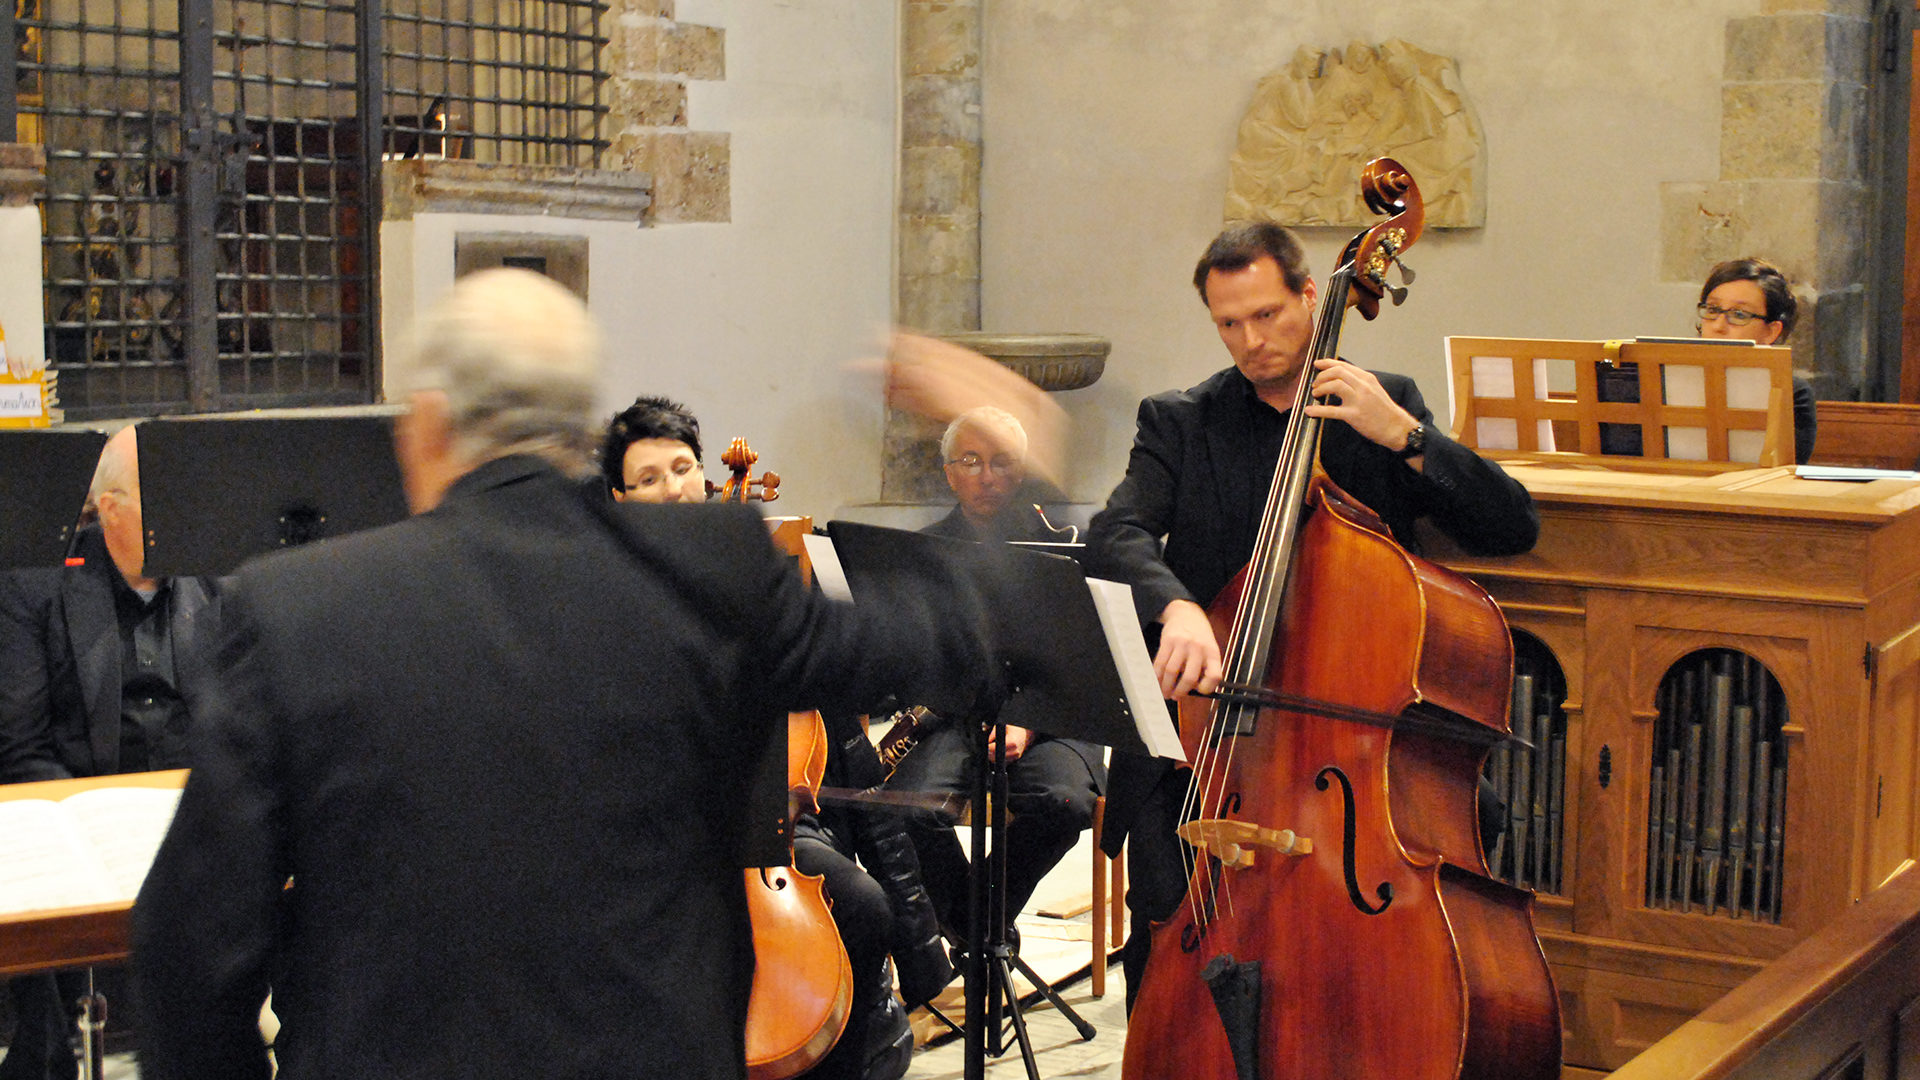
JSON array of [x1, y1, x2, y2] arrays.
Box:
[[1697, 304, 1769, 327], [946, 453, 1021, 477]]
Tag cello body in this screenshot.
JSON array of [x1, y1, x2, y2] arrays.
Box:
[[1121, 479, 1559, 1080], [1120, 159, 1559, 1080], [744, 710, 854, 1080]]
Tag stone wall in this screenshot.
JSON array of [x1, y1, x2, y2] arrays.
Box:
[[887, 0, 984, 501], [1659, 0, 1874, 397], [899, 0, 982, 333], [604, 0, 730, 223]]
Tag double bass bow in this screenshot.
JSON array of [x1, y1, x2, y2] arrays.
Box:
[[717, 438, 853, 1080], [1121, 160, 1561, 1080]]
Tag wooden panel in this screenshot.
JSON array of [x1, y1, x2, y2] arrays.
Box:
[[1433, 461, 1920, 1070], [1608, 866, 1920, 1080], [1868, 624, 1920, 891], [1810, 403, 1920, 470]]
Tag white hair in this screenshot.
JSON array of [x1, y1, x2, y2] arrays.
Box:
[[940, 406, 1028, 461], [85, 424, 139, 514], [404, 268, 603, 473]]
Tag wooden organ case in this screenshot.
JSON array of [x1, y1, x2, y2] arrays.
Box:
[[1422, 463, 1920, 1074]]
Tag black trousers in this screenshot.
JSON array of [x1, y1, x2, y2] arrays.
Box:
[[0, 974, 80, 1080], [883, 726, 1102, 944], [792, 836, 891, 1080]]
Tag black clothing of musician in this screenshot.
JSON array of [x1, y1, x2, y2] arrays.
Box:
[[0, 519, 219, 1080], [882, 501, 1107, 944], [793, 708, 955, 1080], [1091, 362, 1538, 1008]]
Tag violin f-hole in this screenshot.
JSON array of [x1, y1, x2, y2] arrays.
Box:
[[1315, 766, 1394, 916]]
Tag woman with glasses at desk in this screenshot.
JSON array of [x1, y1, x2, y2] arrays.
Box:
[[1696, 257, 1818, 464]]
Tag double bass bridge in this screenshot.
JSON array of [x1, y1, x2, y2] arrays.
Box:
[[1177, 818, 1314, 869]]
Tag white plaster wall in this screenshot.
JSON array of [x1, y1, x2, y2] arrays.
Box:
[[0, 205, 46, 373], [981, 0, 1765, 503], [381, 0, 900, 515]]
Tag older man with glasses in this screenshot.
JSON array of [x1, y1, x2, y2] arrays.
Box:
[[878, 406, 1104, 958]]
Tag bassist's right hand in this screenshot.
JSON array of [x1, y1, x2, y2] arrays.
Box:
[[1154, 599, 1222, 700]]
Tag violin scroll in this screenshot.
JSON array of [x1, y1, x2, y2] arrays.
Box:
[[708, 437, 782, 503]]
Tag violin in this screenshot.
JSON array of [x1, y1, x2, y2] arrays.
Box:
[[1121, 161, 1560, 1080], [718, 439, 853, 1080]]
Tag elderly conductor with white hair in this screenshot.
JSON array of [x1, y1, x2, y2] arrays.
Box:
[[131, 269, 996, 1080]]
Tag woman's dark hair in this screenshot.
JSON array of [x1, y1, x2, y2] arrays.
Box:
[[1192, 221, 1311, 303], [600, 395, 701, 493], [1701, 258, 1796, 336]]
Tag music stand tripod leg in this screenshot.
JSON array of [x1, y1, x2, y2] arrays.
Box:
[[961, 714, 1096, 1080], [76, 967, 106, 1080]]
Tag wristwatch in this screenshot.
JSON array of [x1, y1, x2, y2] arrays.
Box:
[[1396, 422, 1427, 460]]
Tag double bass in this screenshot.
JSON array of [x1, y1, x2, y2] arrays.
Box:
[[1121, 161, 1560, 1080], [716, 440, 854, 1080]]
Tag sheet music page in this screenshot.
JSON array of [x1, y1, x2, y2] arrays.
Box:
[[802, 534, 852, 602], [60, 786, 183, 899], [0, 800, 121, 916], [1086, 577, 1186, 762]]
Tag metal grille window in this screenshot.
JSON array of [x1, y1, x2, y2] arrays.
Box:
[[6, 0, 608, 418], [384, 0, 608, 167]]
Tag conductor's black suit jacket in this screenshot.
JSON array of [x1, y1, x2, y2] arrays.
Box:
[[1087, 366, 1539, 853], [132, 455, 990, 1080]]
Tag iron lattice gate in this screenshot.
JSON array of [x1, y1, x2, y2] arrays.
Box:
[[17, 0, 380, 418]]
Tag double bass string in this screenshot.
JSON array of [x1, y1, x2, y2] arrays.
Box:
[[1179, 264, 1358, 938]]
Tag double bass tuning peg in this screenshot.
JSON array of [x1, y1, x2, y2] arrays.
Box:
[[1386, 284, 1409, 307], [1396, 261, 1416, 286]]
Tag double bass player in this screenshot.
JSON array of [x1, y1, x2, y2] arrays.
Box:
[[1084, 220, 1541, 1009]]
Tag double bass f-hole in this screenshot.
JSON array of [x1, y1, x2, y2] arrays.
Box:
[[1314, 767, 1393, 916]]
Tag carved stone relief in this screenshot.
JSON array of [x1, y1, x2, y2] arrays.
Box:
[[1224, 39, 1486, 229]]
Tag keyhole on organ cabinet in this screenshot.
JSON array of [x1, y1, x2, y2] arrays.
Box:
[[1598, 745, 1612, 789]]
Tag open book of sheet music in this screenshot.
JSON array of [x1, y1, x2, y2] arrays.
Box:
[[0, 784, 184, 917]]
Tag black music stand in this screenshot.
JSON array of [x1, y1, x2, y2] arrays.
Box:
[[828, 522, 1171, 1080], [0, 428, 109, 569], [135, 409, 409, 577]]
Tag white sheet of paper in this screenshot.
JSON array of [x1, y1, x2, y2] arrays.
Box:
[[1666, 426, 1708, 461], [1725, 367, 1771, 411], [0, 800, 122, 915], [802, 534, 853, 602], [1796, 465, 1920, 481], [1727, 428, 1765, 464], [1476, 416, 1519, 451], [60, 786, 183, 900], [1663, 365, 1706, 409], [1470, 356, 1516, 398], [1085, 577, 1185, 762]]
